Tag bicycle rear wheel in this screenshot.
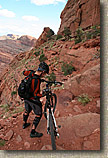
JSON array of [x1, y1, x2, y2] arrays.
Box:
[[44, 93, 57, 119], [49, 111, 56, 150]]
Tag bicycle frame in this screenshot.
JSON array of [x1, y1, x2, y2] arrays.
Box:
[[42, 79, 62, 150], [47, 107, 59, 138]]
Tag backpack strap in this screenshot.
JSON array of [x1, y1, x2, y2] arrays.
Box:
[[32, 75, 41, 99]]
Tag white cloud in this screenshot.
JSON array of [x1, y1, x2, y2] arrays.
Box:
[[56, 0, 66, 2], [31, 0, 66, 5], [22, 16, 39, 21], [0, 9, 15, 18], [0, 19, 44, 38], [0, 5, 2, 8]]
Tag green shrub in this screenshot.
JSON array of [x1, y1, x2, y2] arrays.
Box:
[[0, 104, 10, 112], [0, 140, 6, 146], [56, 34, 63, 40], [39, 53, 47, 62], [63, 27, 71, 40], [61, 61, 76, 76], [11, 91, 17, 97], [75, 25, 100, 43], [78, 94, 92, 106], [86, 26, 100, 40], [34, 51, 40, 57], [46, 72, 56, 82], [86, 31, 93, 40], [91, 25, 100, 38], [12, 107, 24, 114], [75, 27, 84, 44]]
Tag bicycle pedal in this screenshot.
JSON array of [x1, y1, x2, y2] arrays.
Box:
[[58, 125, 61, 128], [47, 129, 50, 135], [57, 133, 60, 138]]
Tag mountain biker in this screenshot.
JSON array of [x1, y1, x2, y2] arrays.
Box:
[[22, 62, 49, 138]]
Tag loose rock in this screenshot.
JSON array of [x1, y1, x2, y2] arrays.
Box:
[[4, 130, 14, 141], [83, 141, 93, 150], [16, 135, 22, 143], [24, 142, 30, 149], [96, 100, 100, 108], [73, 105, 82, 113]]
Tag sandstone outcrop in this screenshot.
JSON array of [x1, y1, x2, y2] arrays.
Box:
[[35, 27, 51, 48]]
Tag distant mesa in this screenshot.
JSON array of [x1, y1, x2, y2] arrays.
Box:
[[7, 34, 20, 40], [0, 34, 36, 42], [0, 34, 37, 73], [0, 34, 20, 40]]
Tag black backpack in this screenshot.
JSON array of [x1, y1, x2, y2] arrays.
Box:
[[18, 71, 35, 99]]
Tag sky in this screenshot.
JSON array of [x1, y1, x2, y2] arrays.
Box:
[[0, 0, 68, 38]]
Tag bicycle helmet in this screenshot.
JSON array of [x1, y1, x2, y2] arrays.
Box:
[[37, 62, 49, 74]]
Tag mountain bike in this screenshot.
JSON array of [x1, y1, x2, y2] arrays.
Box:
[[41, 79, 62, 150]]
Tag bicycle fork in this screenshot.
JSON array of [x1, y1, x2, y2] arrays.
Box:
[[47, 109, 59, 138]]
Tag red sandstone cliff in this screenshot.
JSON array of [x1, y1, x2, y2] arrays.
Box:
[[58, 0, 100, 35]]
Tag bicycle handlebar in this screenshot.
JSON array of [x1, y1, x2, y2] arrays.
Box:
[[41, 79, 63, 86]]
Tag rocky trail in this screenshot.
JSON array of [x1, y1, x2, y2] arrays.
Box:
[[0, 95, 100, 150]]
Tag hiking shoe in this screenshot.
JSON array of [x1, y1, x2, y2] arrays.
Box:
[[23, 123, 30, 129], [30, 131, 43, 138]]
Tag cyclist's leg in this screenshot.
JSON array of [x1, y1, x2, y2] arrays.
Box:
[[32, 114, 42, 130], [23, 100, 32, 129], [32, 100, 42, 130], [30, 100, 43, 137]]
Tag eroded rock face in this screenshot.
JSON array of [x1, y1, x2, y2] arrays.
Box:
[[58, 0, 100, 35]]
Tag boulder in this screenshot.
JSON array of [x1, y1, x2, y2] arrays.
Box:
[[57, 113, 100, 149], [64, 64, 100, 97], [56, 89, 74, 106]]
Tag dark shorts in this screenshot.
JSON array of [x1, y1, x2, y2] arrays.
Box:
[[24, 99, 42, 116]]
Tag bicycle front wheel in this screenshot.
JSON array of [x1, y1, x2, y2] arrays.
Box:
[[49, 111, 56, 150], [44, 93, 57, 119]]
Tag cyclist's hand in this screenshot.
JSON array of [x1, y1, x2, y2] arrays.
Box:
[[42, 90, 46, 97], [21, 98, 24, 101]]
